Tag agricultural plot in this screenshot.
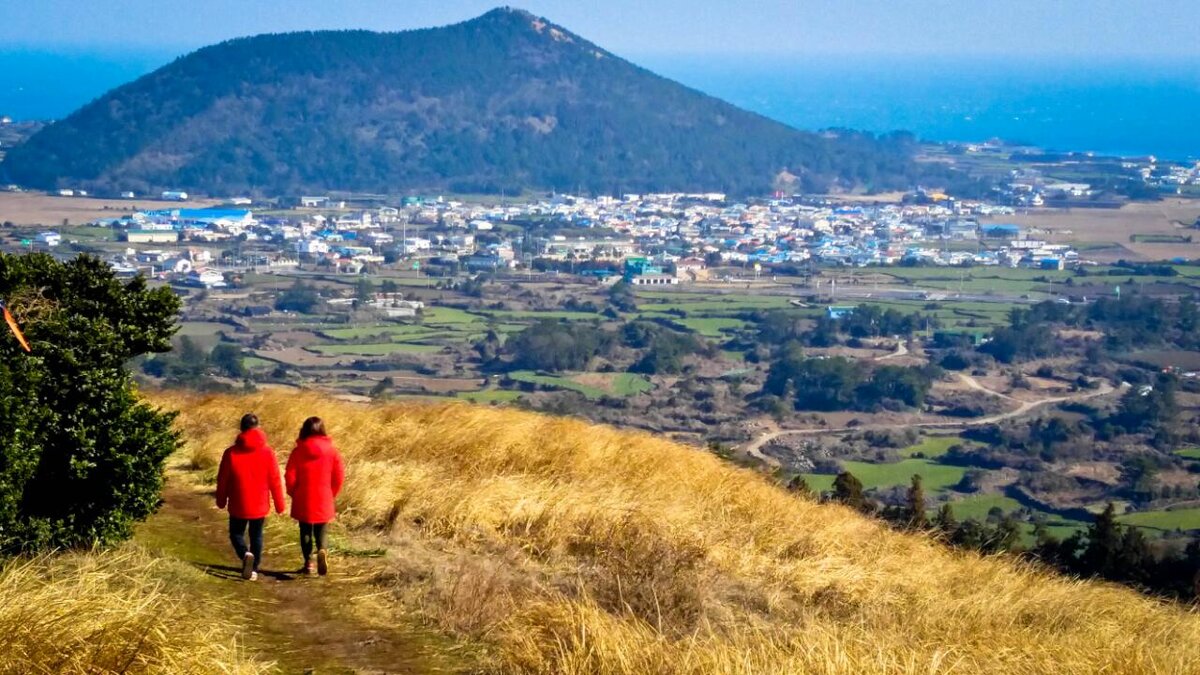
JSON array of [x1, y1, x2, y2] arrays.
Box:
[[900, 435, 963, 458], [421, 306, 486, 325], [669, 317, 751, 337], [310, 343, 445, 355], [942, 494, 1023, 521], [803, 458, 968, 494], [319, 324, 444, 340], [457, 388, 523, 403], [507, 371, 653, 400], [1118, 508, 1200, 532], [478, 309, 604, 321]]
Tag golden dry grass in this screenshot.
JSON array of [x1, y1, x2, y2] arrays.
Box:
[[0, 547, 267, 674], [158, 389, 1200, 674]]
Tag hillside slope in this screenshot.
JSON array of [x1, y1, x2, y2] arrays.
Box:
[[3, 8, 924, 196], [155, 389, 1200, 674]]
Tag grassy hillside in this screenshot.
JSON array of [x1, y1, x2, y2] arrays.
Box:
[[153, 389, 1200, 674], [0, 548, 265, 673]]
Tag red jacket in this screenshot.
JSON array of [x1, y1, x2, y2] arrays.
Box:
[[215, 428, 285, 520], [285, 435, 345, 524]]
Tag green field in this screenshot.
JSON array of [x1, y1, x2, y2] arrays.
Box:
[[421, 306, 485, 325], [670, 317, 751, 337], [457, 389, 523, 403], [311, 343, 445, 355], [479, 310, 604, 321], [1118, 508, 1200, 532], [608, 372, 656, 396], [320, 324, 442, 340], [177, 321, 232, 337], [507, 371, 653, 400], [900, 435, 963, 458], [942, 494, 1023, 521], [243, 356, 278, 370], [804, 458, 968, 494]]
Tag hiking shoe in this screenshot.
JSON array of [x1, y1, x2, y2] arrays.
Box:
[[303, 561, 316, 575], [316, 549, 329, 576], [249, 570, 258, 582], [241, 552, 255, 580]]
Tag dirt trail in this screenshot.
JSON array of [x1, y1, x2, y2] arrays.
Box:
[[874, 341, 909, 361], [136, 474, 469, 674], [744, 379, 1122, 467]]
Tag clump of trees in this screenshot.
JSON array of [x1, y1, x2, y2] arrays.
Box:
[[506, 320, 612, 372], [762, 344, 939, 411], [625, 322, 704, 375], [275, 280, 321, 313], [798, 464, 1200, 600], [141, 336, 248, 387], [0, 254, 180, 552]]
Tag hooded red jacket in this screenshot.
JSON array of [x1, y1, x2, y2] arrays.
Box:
[[285, 435, 345, 524], [215, 428, 286, 520]]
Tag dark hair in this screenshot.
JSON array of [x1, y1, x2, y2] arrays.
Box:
[[299, 416, 327, 439], [240, 413, 259, 432]]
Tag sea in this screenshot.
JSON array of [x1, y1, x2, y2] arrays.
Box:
[[2, 48, 1199, 162]]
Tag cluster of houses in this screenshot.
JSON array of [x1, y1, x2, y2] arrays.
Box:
[[62, 191, 1097, 289]]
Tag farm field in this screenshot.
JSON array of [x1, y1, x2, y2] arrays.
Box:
[[457, 388, 523, 403], [979, 199, 1200, 262], [669, 316, 751, 337], [943, 493, 1023, 521], [507, 370, 653, 400], [803, 458, 968, 494], [0, 191, 220, 226], [901, 434, 963, 458], [1118, 507, 1200, 532], [310, 342, 445, 355]]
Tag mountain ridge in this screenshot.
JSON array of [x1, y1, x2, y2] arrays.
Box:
[[2, 7, 928, 196]]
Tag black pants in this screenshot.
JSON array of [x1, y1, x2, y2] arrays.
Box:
[[299, 522, 328, 562], [229, 517, 264, 570]]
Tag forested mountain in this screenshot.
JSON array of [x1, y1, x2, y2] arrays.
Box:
[[3, 8, 932, 197]]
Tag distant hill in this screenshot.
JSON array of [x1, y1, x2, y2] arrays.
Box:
[[2, 8, 930, 197]]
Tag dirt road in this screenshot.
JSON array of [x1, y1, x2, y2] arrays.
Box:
[[743, 377, 1121, 467], [136, 473, 470, 673]]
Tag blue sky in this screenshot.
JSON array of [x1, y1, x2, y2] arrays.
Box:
[[3, 0, 1200, 57]]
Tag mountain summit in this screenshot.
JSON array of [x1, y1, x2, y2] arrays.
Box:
[[3, 8, 923, 196]]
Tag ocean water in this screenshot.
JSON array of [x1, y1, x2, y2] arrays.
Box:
[[2, 49, 1199, 161], [0, 48, 178, 121], [641, 55, 1200, 161]]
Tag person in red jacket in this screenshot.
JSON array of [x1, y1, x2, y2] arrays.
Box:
[[285, 416, 345, 576], [215, 413, 285, 581]]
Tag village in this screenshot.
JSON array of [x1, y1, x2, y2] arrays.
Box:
[[12, 187, 1107, 292]]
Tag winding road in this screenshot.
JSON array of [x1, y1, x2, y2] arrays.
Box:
[[743, 375, 1122, 468]]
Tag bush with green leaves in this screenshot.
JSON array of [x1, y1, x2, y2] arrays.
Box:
[[0, 254, 180, 552]]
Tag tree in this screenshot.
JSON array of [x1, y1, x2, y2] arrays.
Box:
[[354, 276, 375, 303], [906, 474, 928, 529], [1082, 503, 1122, 577], [933, 503, 957, 534], [275, 280, 321, 313], [607, 280, 637, 313], [506, 320, 609, 372], [832, 471, 867, 511], [0, 253, 180, 552], [787, 474, 815, 499], [209, 343, 246, 378]]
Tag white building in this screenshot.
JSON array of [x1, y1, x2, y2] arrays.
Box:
[[35, 231, 62, 247]]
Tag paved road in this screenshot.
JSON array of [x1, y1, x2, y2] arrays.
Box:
[[743, 377, 1122, 468]]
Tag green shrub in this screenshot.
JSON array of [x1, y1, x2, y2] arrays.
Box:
[[0, 254, 180, 552]]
